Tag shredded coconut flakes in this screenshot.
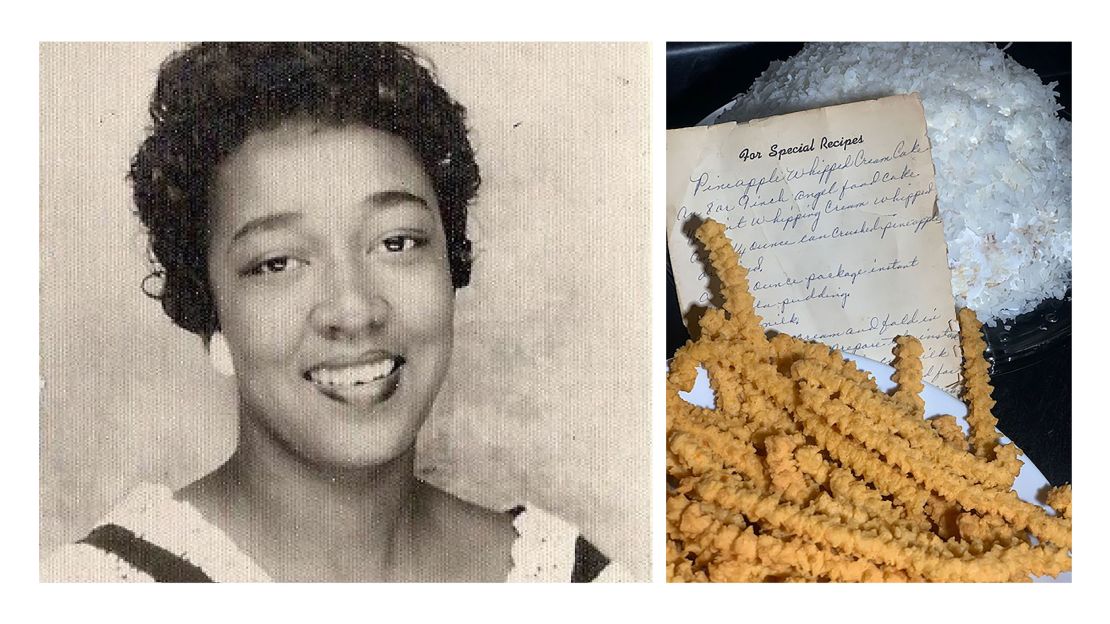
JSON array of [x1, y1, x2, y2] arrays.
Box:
[[715, 42, 1071, 324]]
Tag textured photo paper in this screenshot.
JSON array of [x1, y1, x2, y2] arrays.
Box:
[[40, 42, 650, 582]]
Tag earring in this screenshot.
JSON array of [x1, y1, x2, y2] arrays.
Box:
[[208, 332, 236, 377]]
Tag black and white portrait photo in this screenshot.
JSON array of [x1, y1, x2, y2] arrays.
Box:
[[40, 42, 650, 582]]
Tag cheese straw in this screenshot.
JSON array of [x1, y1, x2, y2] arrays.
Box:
[[666, 218, 1071, 582]]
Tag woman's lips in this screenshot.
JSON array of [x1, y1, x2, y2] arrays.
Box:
[[307, 356, 399, 386], [305, 355, 405, 406]]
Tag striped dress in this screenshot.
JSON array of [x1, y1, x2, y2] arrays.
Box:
[[42, 483, 632, 583]]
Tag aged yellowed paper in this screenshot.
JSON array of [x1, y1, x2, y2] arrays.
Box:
[[668, 94, 962, 392]]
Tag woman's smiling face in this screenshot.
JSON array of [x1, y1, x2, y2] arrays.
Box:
[[207, 122, 455, 469]]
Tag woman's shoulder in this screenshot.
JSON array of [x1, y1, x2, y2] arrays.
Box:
[[41, 482, 269, 583], [505, 502, 634, 582], [42, 541, 157, 582], [419, 484, 632, 582], [43, 483, 182, 582]]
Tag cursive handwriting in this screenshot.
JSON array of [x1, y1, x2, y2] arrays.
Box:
[[737, 188, 790, 212], [923, 363, 959, 385], [805, 257, 919, 289], [751, 274, 805, 292], [873, 307, 942, 336], [764, 311, 801, 328], [755, 284, 851, 314], [690, 169, 785, 197], [872, 182, 936, 210], [749, 205, 822, 233]]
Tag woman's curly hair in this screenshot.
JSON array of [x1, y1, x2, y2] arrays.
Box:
[[130, 42, 479, 337]]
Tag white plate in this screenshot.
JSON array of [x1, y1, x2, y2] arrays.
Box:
[[698, 100, 739, 127], [676, 352, 1070, 582]]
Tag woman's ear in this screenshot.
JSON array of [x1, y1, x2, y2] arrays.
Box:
[[208, 331, 236, 377]]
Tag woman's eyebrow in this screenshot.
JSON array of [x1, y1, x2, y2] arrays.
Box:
[[229, 212, 303, 245], [367, 190, 430, 210]]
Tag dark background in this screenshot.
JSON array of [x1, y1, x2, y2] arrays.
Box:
[[666, 42, 1071, 486]]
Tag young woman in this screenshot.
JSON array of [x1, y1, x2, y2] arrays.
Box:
[[45, 42, 627, 583]]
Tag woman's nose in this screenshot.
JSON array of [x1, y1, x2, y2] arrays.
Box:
[[309, 265, 390, 341]]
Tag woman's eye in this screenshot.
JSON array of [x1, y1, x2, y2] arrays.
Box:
[[247, 256, 302, 275], [381, 235, 426, 253]]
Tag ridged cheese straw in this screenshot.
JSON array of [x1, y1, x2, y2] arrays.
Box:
[[664, 218, 1071, 581], [929, 415, 968, 451], [794, 359, 1016, 489], [690, 472, 1072, 582], [671, 494, 913, 582], [764, 433, 820, 504], [1045, 485, 1072, 519], [957, 307, 1016, 466], [694, 219, 770, 356], [666, 539, 708, 583], [799, 383, 1071, 548], [891, 335, 925, 413], [668, 427, 770, 491], [956, 511, 1024, 554], [769, 332, 879, 390]]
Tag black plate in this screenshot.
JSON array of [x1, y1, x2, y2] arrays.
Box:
[[984, 288, 1071, 375]]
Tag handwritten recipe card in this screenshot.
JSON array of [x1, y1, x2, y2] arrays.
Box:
[[667, 94, 962, 392]]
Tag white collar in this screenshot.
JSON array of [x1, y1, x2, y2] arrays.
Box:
[[100, 482, 582, 582]]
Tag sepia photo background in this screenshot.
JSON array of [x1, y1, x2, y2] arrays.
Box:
[[40, 42, 650, 578]]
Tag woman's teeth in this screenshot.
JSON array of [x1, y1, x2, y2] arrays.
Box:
[[308, 358, 398, 387]]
